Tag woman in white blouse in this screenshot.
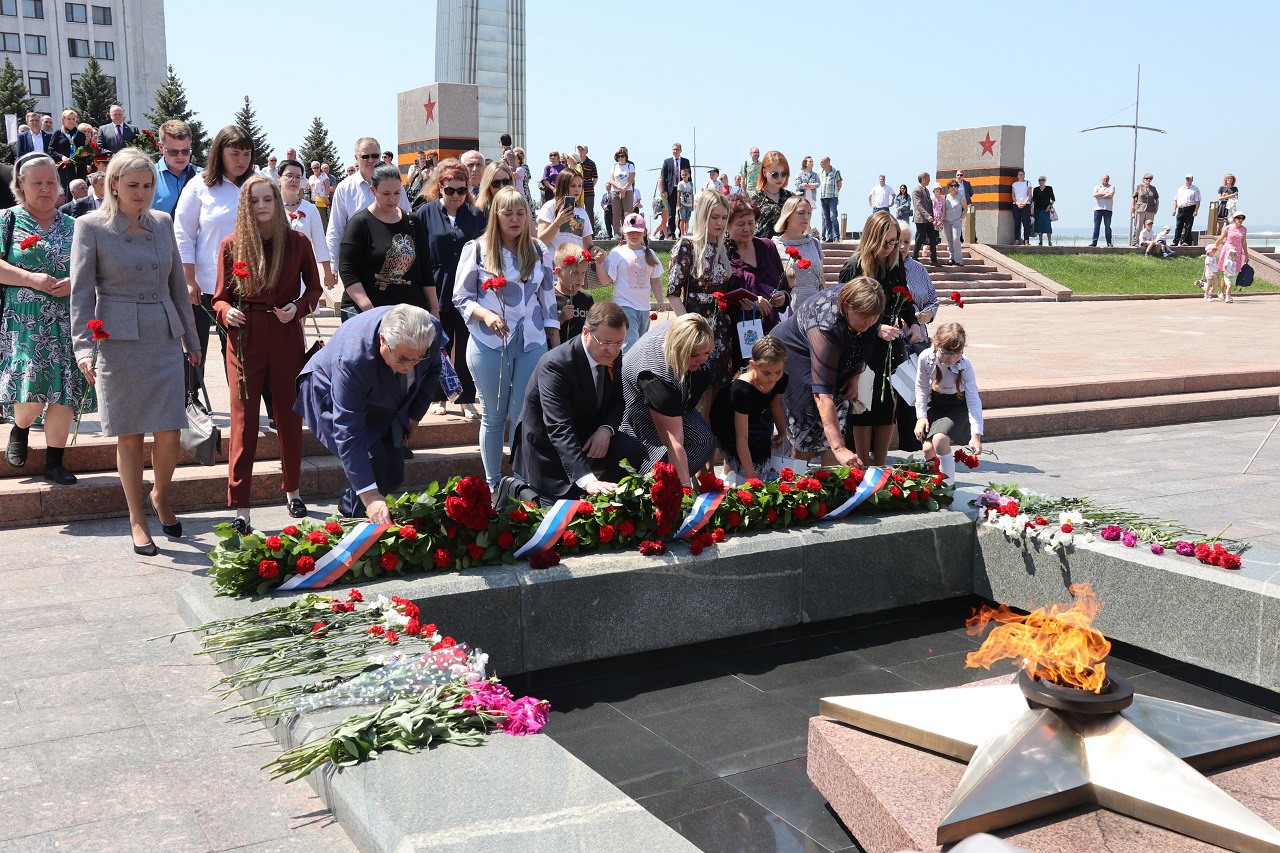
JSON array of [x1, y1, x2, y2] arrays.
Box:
[[453, 186, 560, 487], [607, 146, 635, 242], [174, 125, 255, 402], [277, 157, 335, 291]]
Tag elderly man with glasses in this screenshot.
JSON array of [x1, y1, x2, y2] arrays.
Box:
[[1130, 173, 1159, 246], [509, 301, 644, 505], [324, 136, 410, 279]]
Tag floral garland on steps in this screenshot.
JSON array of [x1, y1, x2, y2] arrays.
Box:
[[209, 459, 955, 597]]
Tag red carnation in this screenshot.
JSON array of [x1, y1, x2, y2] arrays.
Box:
[[727, 510, 741, 528], [618, 520, 636, 538], [746, 478, 763, 489], [481, 276, 508, 291], [638, 540, 666, 556], [908, 490, 919, 501], [287, 211, 298, 221], [779, 467, 796, 483], [509, 508, 529, 524], [563, 254, 578, 265], [282, 525, 299, 536], [384, 630, 398, 644], [295, 555, 316, 574], [399, 525, 418, 541], [813, 469, 830, 481], [779, 483, 793, 494], [311, 621, 327, 636], [577, 501, 593, 515], [889, 485, 903, 498], [597, 524, 615, 543], [842, 477, 857, 491], [498, 531, 515, 549], [950, 291, 962, 302], [423, 623, 438, 636], [784, 246, 801, 259], [562, 530, 579, 547], [528, 549, 561, 569], [892, 285, 911, 297], [405, 617, 421, 635], [921, 488, 931, 500], [1220, 552, 1241, 570], [257, 559, 279, 579], [581, 249, 594, 262], [380, 553, 400, 571], [18, 235, 41, 251], [433, 548, 451, 568], [231, 260, 250, 279], [690, 540, 704, 556], [766, 509, 778, 523], [445, 476, 494, 530], [816, 502, 827, 518], [331, 601, 354, 613], [368, 624, 385, 635], [467, 543, 485, 560], [306, 531, 328, 546], [325, 521, 343, 534], [712, 528, 726, 543], [1061, 523, 1074, 533], [432, 636, 459, 650], [736, 489, 753, 505], [796, 258, 812, 270], [650, 312, 658, 320], [265, 535, 282, 550], [348, 589, 363, 602], [794, 504, 809, 519]]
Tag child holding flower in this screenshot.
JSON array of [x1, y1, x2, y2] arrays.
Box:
[[592, 212, 664, 349], [913, 323, 984, 485], [553, 242, 594, 342]]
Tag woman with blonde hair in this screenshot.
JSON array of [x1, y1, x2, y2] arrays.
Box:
[[772, 195, 824, 313], [69, 148, 201, 554], [751, 150, 794, 237], [453, 186, 559, 486], [773, 277, 886, 466], [1, 153, 88, 486], [836, 211, 922, 465], [620, 313, 717, 486], [666, 189, 738, 390], [475, 160, 516, 217], [212, 175, 322, 532]]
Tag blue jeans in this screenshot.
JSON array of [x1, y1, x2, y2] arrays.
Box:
[[821, 197, 840, 241], [1091, 209, 1113, 245], [466, 329, 547, 487], [619, 305, 650, 351]]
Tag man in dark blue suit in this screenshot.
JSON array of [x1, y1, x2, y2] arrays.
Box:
[[660, 142, 691, 237], [294, 304, 441, 523], [511, 302, 642, 503], [13, 111, 52, 157]]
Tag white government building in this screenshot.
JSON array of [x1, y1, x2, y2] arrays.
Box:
[[2, 0, 166, 125]]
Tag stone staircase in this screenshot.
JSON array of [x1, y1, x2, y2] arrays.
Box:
[[821, 242, 1050, 303]]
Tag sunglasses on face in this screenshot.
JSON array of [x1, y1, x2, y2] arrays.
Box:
[[440, 186, 467, 196], [490, 178, 513, 188], [768, 171, 789, 179], [164, 148, 191, 157], [358, 153, 380, 161]]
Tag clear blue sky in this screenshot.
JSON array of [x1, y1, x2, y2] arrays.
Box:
[[168, 0, 1277, 232]]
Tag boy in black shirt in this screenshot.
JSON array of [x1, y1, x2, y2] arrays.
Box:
[[553, 242, 594, 343]]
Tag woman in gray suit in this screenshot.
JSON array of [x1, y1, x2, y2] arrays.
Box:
[[70, 148, 201, 556]]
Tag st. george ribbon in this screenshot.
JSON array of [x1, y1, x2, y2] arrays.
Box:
[[276, 521, 392, 590]]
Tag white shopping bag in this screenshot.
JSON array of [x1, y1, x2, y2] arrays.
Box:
[[891, 352, 919, 406], [737, 317, 764, 360], [763, 454, 809, 483], [850, 369, 875, 415]]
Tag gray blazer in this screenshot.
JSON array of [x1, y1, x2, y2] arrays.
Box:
[[912, 183, 933, 223], [69, 209, 200, 362]]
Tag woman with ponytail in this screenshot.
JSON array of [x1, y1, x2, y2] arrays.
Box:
[[212, 175, 322, 533], [912, 322, 984, 485]]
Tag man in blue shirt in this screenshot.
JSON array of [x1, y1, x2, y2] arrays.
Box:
[[152, 120, 200, 216]]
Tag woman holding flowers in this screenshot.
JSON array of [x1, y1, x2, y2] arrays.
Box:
[[772, 195, 824, 314], [69, 149, 201, 555], [0, 153, 88, 485], [836, 211, 921, 466], [724, 195, 788, 342], [49, 109, 89, 198], [212, 176, 322, 533], [666, 189, 738, 393], [454, 185, 559, 487]]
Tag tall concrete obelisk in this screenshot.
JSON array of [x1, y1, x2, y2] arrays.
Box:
[[435, 0, 526, 159]]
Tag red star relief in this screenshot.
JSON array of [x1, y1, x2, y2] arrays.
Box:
[[423, 95, 436, 123], [978, 132, 996, 156]]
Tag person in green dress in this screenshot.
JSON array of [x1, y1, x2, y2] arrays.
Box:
[[0, 152, 91, 485]]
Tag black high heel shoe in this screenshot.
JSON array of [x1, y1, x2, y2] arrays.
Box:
[[148, 495, 182, 538], [133, 539, 159, 557]]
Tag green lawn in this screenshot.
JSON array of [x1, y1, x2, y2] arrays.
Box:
[[586, 249, 671, 304], [1004, 252, 1278, 296]]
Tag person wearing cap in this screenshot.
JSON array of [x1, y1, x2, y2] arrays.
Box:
[[1172, 174, 1201, 246], [1209, 210, 1248, 290], [593, 212, 665, 350], [1130, 173, 1159, 246]]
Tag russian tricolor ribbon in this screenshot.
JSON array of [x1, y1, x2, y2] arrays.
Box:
[[514, 498, 582, 558], [824, 467, 890, 521], [276, 521, 391, 590], [674, 488, 728, 539]]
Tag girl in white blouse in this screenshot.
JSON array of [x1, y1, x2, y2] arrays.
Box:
[[913, 322, 985, 484], [453, 186, 560, 486]]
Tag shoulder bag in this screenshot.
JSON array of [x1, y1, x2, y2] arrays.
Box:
[[0, 210, 14, 315], [181, 375, 222, 466]]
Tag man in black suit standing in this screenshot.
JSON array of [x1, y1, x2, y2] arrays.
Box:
[[512, 302, 643, 503], [96, 104, 138, 154], [660, 142, 691, 237], [58, 179, 95, 218], [13, 111, 52, 157]]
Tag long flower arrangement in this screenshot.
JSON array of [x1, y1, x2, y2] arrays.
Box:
[[209, 459, 955, 597]]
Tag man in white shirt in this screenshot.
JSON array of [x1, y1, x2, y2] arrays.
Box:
[[1011, 170, 1032, 245], [309, 160, 331, 227], [1090, 174, 1115, 247], [867, 174, 894, 213], [1172, 174, 1201, 246], [263, 155, 279, 184], [325, 136, 410, 273]]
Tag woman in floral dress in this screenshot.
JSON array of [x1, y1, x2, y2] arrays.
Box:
[[1, 153, 91, 485], [666, 189, 737, 394]]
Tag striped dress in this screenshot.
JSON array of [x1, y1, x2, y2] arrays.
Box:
[[619, 322, 715, 474]]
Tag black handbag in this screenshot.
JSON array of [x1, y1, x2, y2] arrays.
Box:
[[0, 210, 14, 315], [180, 375, 221, 466], [305, 314, 326, 360]]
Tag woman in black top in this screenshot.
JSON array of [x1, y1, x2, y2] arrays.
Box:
[[339, 164, 437, 316], [49, 109, 88, 198], [836, 211, 921, 466], [416, 159, 485, 417], [1031, 177, 1056, 246]]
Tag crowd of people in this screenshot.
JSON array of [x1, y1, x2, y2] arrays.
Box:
[[7, 112, 1251, 553]]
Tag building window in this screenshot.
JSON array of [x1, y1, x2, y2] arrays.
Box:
[[65, 2, 85, 21], [90, 2, 106, 23], [0, 31, 17, 51], [22, 0, 41, 18], [28, 70, 47, 95], [0, 0, 15, 15], [67, 37, 88, 56], [93, 39, 110, 59], [25, 33, 44, 53], [104, 73, 114, 96]]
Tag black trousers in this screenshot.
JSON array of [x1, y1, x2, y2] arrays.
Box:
[[1174, 206, 1196, 245], [339, 427, 405, 517], [666, 189, 680, 235], [529, 430, 647, 507], [913, 222, 939, 263], [1013, 206, 1032, 242], [185, 292, 228, 404]]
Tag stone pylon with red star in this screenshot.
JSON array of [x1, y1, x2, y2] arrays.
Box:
[[935, 125, 1027, 245], [395, 81, 480, 176]]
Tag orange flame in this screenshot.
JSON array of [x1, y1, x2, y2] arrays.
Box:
[[965, 584, 1111, 693]]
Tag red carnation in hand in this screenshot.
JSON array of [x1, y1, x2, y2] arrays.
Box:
[[467, 543, 485, 560], [380, 552, 400, 571], [288, 211, 298, 220], [86, 319, 110, 341], [618, 520, 636, 538], [949, 291, 965, 308], [796, 258, 811, 270], [892, 285, 912, 297], [433, 548, 451, 568], [497, 531, 515, 549], [257, 559, 279, 579], [509, 508, 529, 524], [295, 555, 316, 574], [581, 249, 593, 262], [265, 535, 282, 551], [794, 504, 809, 519], [562, 530, 579, 547], [597, 524, 615, 543], [306, 530, 328, 546], [18, 235, 41, 251], [282, 525, 299, 536], [650, 312, 658, 320], [528, 549, 561, 569], [563, 254, 578, 265], [232, 260, 250, 279], [481, 276, 507, 291], [785, 246, 801, 259]]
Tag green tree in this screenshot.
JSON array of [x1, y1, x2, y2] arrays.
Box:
[[70, 56, 115, 128], [143, 64, 209, 166], [233, 95, 271, 168], [0, 58, 36, 143], [298, 116, 343, 175]]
